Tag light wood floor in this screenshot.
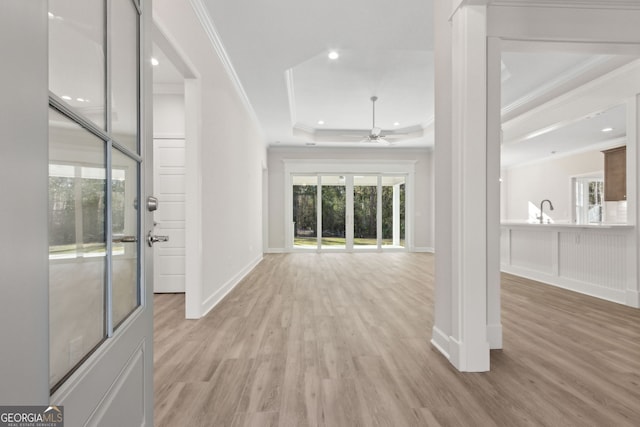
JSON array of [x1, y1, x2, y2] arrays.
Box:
[[154, 253, 640, 426]]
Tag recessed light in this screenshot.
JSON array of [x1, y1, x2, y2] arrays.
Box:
[[76, 98, 85, 102], [61, 95, 71, 101], [602, 127, 613, 132], [48, 12, 54, 19], [151, 57, 159, 66], [317, 120, 325, 125], [328, 51, 339, 60], [393, 122, 400, 126]]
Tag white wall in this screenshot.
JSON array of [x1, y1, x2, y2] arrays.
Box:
[[267, 147, 434, 251], [153, 93, 185, 137], [502, 149, 605, 223], [155, 0, 266, 316]]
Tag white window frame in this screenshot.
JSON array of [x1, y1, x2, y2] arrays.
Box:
[[572, 172, 604, 224]]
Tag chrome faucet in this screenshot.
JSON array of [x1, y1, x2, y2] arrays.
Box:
[[538, 199, 554, 223]]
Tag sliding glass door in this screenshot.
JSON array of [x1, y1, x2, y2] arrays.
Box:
[[291, 173, 406, 251], [382, 176, 406, 248], [292, 175, 318, 247], [321, 176, 346, 249], [353, 176, 378, 249]]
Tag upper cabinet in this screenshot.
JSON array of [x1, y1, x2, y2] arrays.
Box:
[[602, 146, 626, 201]]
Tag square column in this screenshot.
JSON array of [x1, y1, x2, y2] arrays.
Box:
[[432, 1, 494, 372], [628, 95, 640, 308]]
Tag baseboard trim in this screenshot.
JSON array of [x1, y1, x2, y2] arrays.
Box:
[[414, 246, 435, 253], [501, 264, 628, 306], [266, 247, 433, 254], [626, 289, 640, 308], [487, 323, 503, 350], [200, 254, 263, 317], [430, 326, 450, 359], [265, 248, 286, 254]]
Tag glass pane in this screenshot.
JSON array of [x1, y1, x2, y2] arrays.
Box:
[[588, 180, 604, 223], [49, 0, 106, 129], [111, 0, 139, 152], [292, 176, 318, 247], [382, 176, 406, 248], [354, 176, 378, 248], [112, 149, 140, 328], [321, 176, 346, 249], [49, 108, 106, 389]]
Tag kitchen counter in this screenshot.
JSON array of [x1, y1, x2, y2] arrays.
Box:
[[500, 222, 638, 307]]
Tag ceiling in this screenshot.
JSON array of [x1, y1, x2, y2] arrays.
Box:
[[153, 0, 640, 166]]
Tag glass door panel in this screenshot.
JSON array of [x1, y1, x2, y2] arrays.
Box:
[[382, 176, 406, 248], [49, 0, 106, 129], [292, 175, 318, 247], [112, 149, 140, 329], [321, 176, 346, 249], [111, 0, 140, 152], [48, 108, 107, 389], [353, 176, 378, 249]]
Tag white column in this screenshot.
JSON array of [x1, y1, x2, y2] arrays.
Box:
[[432, 1, 491, 372], [486, 37, 503, 349], [627, 95, 640, 308], [431, 0, 454, 358], [393, 184, 400, 247]]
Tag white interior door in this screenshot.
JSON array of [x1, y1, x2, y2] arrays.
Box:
[[46, 0, 154, 425], [153, 139, 186, 293]]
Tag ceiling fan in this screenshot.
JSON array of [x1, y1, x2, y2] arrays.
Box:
[[362, 96, 396, 144]]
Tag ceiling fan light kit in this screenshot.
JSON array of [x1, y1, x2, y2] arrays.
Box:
[[363, 96, 393, 144]]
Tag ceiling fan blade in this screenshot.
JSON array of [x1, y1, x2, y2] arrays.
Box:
[[360, 137, 379, 144]]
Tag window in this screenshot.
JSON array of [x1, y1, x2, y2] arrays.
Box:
[[353, 176, 378, 248], [292, 175, 318, 247], [289, 171, 409, 251], [49, 165, 127, 259], [381, 176, 406, 248], [574, 176, 604, 224], [321, 176, 346, 249]]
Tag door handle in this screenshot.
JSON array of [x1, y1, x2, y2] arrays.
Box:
[[147, 231, 169, 247], [113, 235, 137, 243]]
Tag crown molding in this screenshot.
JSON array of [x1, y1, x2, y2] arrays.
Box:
[[285, 68, 298, 128], [502, 55, 611, 120], [189, 0, 263, 133]]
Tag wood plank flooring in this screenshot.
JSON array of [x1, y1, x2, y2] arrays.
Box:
[[153, 253, 640, 426]]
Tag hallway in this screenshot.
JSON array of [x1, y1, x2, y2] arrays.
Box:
[[154, 253, 640, 426]]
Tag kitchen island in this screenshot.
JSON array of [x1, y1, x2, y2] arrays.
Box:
[[501, 222, 638, 307]]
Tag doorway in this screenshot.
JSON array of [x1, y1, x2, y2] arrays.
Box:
[[151, 22, 202, 318]]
